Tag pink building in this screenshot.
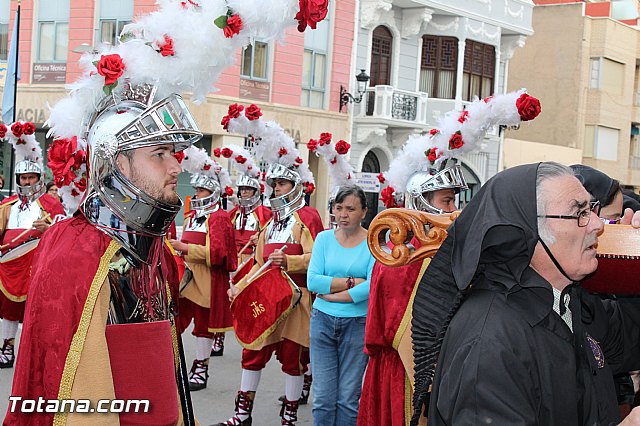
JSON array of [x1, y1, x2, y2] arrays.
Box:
[[0, 0, 356, 219]]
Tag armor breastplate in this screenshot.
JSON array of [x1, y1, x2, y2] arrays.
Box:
[[234, 211, 259, 231], [7, 201, 42, 230], [266, 216, 298, 244]]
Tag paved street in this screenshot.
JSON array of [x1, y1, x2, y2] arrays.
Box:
[[0, 325, 312, 425]]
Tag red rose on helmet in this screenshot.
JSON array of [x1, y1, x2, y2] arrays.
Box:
[[225, 186, 234, 196], [295, 157, 303, 165], [279, 147, 288, 157], [221, 147, 233, 158], [48, 137, 80, 187], [335, 140, 350, 155], [159, 35, 175, 57], [223, 14, 243, 38], [319, 132, 332, 146], [307, 139, 318, 152], [516, 93, 541, 121], [427, 148, 438, 162], [203, 163, 211, 171], [96, 54, 125, 86], [227, 103, 244, 119], [377, 173, 385, 184], [23, 122, 36, 135], [0, 123, 7, 138], [213, 148, 221, 157], [458, 110, 469, 124], [221, 115, 230, 130], [174, 151, 185, 163], [448, 132, 464, 150], [245, 104, 262, 121], [429, 128, 440, 136], [11, 122, 23, 138], [295, 0, 329, 32], [235, 155, 247, 164], [380, 186, 397, 208], [304, 182, 315, 194]]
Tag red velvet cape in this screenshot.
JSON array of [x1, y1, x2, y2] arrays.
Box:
[[5, 215, 180, 425], [295, 206, 324, 239]]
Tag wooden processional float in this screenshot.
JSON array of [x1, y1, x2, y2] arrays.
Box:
[[368, 209, 640, 295]]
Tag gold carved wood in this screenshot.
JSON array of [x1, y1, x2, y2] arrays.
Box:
[[367, 209, 458, 267]]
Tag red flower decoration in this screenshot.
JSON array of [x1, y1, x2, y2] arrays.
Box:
[[16, 138, 25, 145], [429, 128, 440, 136], [380, 186, 397, 208], [295, 0, 329, 32], [516, 93, 541, 121], [377, 173, 385, 184], [245, 104, 262, 121], [295, 157, 303, 165], [304, 182, 315, 194], [427, 148, 439, 162], [335, 140, 350, 155], [235, 155, 247, 164], [319, 132, 332, 146], [484, 96, 494, 103], [448, 132, 464, 150], [279, 147, 288, 157], [225, 186, 234, 196], [23, 122, 36, 135], [75, 176, 87, 193], [221, 147, 233, 158], [223, 14, 243, 38], [458, 110, 469, 124], [174, 151, 185, 163], [11, 122, 23, 138], [221, 115, 231, 130], [48, 137, 83, 188], [96, 54, 125, 86], [213, 148, 221, 157], [227, 103, 245, 119], [0, 123, 7, 138], [307, 139, 319, 152], [203, 163, 211, 171], [159, 35, 175, 57]]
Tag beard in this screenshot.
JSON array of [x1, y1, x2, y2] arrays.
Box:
[[129, 167, 180, 205]]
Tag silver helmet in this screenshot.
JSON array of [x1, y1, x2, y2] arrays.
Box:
[[82, 82, 202, 263], [15, 160, 45, 202], [404, 164, 468, 214], [190, 173, 220, 217], [237, 174, 261, 215], [266, 163, 304, 222]]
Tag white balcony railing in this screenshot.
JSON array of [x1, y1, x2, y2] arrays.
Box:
[[355, 85, 428, 126]]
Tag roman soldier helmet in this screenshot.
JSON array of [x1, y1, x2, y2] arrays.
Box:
[[222, 103, 315, 222], [4, 121, 45, 202], [307, 132, 355, 228], [182, 145, 232, 218], [216, 144, 263, 215]]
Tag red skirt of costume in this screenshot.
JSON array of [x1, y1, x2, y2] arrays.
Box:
[[357, 258, 430, 426]]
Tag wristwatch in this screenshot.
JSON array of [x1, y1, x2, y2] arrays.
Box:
[[347, 277, 355, 289]]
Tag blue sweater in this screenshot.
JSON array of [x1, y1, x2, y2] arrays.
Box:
[[307, 229, 375, 318]]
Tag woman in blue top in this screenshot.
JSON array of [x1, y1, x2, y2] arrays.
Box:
[[307, 184, 375, 425]]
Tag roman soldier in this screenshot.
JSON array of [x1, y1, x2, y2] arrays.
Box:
[[169, 146, 237, 391], [357, 90, 543, 426], [216, 103, 323, 425], [0, 123, 65, 369]]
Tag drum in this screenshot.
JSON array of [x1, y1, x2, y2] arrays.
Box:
[[230, 267, 302, 349], [0, 239, 39, 263], [231, 254, 255, 285]]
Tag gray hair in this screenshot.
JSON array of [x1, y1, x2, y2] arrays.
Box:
[[334, 184, 367, 210], [536, 162, 574, 245]]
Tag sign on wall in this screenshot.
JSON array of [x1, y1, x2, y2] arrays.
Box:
[[32, 63, 67, 84], [353, 172, 381, 193]]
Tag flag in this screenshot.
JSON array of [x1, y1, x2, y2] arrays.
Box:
[[2, 8, 20, 124]]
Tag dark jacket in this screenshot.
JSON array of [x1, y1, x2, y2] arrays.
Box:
[[429, 267, 640, 426]]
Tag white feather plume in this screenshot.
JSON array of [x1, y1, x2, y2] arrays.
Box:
[[220, 144, 260, 178], [309, 133, 354, 192]]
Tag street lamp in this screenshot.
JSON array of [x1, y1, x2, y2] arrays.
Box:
[[339, 69, 370, 112]]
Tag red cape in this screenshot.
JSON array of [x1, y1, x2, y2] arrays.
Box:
[[296, 206, 324, 239], [5, 215, 179, 425]]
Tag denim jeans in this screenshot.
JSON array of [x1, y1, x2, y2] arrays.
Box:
[[310, 308, 369, 426]]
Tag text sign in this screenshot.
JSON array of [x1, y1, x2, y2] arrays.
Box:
[[353, 172, 381, 193]]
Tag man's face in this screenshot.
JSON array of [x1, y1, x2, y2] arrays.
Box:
[[540, 175, 603, 281], [428, 189, 456, 213], [116, 144, 181, 205], [194, 187, 212, 200], [19, 173, 39, 186], [599, 190, 623, 222], [239, 186, 257, 200], [273, 179, 294, 197]]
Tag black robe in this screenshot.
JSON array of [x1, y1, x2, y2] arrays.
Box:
[[429, 267, 640, 426]]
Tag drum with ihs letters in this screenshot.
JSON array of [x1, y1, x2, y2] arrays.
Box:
[[0, 239, 39, 262], [230, 267, 302, 349]]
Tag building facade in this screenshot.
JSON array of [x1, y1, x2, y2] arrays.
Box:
[[506, 0, 640, 188], [0, 0, 356, 224], [347, 0, 534, 223]]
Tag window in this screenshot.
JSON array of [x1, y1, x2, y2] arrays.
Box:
[[241, 41, 269, 80], [37, 1, 69, 63], [98, 0, 132, 47], [99, 19, 130, 46], [420, 36, 457, 99], [585, 125, 619, 161], [301, 8, 330, 108], [590, 57, 625, 95], [462, 40, 495, 101], [0, 0, 10, 62]]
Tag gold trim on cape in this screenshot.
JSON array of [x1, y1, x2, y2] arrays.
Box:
[[53, 239, 121, 426], [392, 258, 430, 350]]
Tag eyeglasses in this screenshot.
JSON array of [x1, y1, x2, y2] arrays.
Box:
[[537, 200, 601, 228]]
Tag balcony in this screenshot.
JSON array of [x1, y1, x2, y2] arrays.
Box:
[[354, 85, 428, 129]]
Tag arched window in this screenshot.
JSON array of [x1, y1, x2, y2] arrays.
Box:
[[370, 26, 393, 87], [462, 40, 495, 101], [420, 35, 458, 99]]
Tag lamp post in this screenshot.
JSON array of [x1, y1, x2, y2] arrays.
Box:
[[339, 69, 370, 112]]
